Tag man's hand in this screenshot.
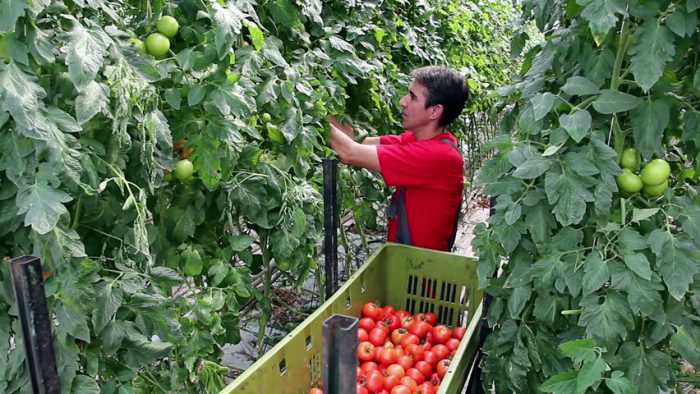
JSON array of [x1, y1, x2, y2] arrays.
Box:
[[326, 115, 354, 139], [329, 122, 380, 171]]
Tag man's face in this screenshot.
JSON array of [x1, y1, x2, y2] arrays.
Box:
[[399, 81, 437, 131]]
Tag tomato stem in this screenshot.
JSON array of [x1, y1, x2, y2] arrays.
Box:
[[257, 228, 272, 354]]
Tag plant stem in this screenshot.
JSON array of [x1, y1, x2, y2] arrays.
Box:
[[71, 195, 83, 229], [257, 229, 272, 354]]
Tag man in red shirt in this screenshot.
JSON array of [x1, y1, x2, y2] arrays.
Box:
[[329, 66, 469, 251]]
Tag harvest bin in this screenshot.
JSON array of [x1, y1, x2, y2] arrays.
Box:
[[221, 243, 483, 394]]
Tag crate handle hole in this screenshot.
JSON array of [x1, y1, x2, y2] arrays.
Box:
[[345, 296, 352, 309], [279, 359, 287, 375], [306, 335, 312, 350]]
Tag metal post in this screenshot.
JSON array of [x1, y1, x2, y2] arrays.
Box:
[[323, 158, 338, 300], [322, 314, 358, 394], [9, 255, 60, 394]]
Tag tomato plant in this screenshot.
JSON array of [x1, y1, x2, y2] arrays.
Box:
[[475, 0, 700, 390]]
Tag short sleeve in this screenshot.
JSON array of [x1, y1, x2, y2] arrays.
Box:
[[377, 141, 453, 187]]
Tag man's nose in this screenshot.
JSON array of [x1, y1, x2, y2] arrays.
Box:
[[399, 95, 408, 107]]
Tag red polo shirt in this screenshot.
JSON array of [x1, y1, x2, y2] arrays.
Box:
[[376, 131, 463, 251]]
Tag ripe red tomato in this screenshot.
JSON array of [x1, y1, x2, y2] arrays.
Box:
[[408, 321, 431, 339], [414, 313, 427, 322], [363, 302, 384, 320], [386, 364, 405, 378], [359, 317, 375, 332], [358, 328, 369, 342], [397, 354, 413, 370], [436, 359, 451, 378], [396, 309, 411, 321], [361, 361, 378, 372], [445, 338, 460, 352], [309, 388, 323, 394], [378, 348, 398, 365], [400, 334, 420, 348], [405, 344, 424, 362], [432, 325, 451, 344], [400, 376, 418, 390], [424, 312, 437, 325], [429, 373, 441, 387], [422, 350, 438, 367], [381, 315, 401, 331], [414, 382, 435, 394], [413, 361, 432, 377], [405, 368, 425, 384], [431, 344, 449, 360], [365, 371, 385, 392], [383, 305, 397, 315], [391, 328, 409, 345], [357, 367, 366, 383], [357, 384, 368, 394], [452, 327, 466, 340], [400, 316, 415, 329], [391, 384, 412, 394], [383, 374, 401, 391], [369, 327, 388, 346], [358, 341, 376, 362]]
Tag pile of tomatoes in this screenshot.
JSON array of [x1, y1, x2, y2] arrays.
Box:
[[309, 302, 467, 394]]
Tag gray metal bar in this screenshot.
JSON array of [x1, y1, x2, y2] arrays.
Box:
[[323, 158, 338, 299], [10, 255, 61, 394], [322, 314, 358, 394]]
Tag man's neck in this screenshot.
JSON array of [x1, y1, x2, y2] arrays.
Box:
[[412, 126, 445, 140]]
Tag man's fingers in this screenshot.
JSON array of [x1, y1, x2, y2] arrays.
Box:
[[326, 115, 353, 134]]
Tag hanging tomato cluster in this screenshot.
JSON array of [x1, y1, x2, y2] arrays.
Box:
[[310, 302, 467, 394]]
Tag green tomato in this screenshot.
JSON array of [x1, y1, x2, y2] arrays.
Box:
[[276, 260, 292, 272], [643, 179, 668, 196], [640, 159, 671, 186], [128, 37, 146, 54], [680, 167, 696, 181], [619, 147, 638, 170], [145, 33, 170, 58], [174, 159, 194, 181], [616, 168, 643, 193], [261, 112, 272, 123], [156, 16, 179, 38]]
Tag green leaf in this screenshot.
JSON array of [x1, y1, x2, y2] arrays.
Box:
[[513, 156, 552, 179], [583, 252, 609, 295], [619, 342, 672, 394], [592, 90, 642, 114], [631, 208, 659, 223], [579, 291, 633, 344], [209, 83, 255, 117], [577, 0, 626, 37], [577, 358, 607, 393], [212, 1, 244, 38], [507, 286, 532, 318], [183, 247, 203, 276], [164, 88, 181, 110], [540, 370, 578, 394], [269, 0, 301, 28], [71, 374, 100, 394], [618, 228, 647, 251], [16, 172, 72, 235], [329, 35, 356, 54], [0, 62, 49, 136], [150, 266, 183, 282], [65, 22, 109, 91], [560, 338, 597, 364], [534, 292, 557, 323], [560, 110, 591, 142], [281, 106, 301, 142], [610, 261, 664, 318], [670, 326, 700, 369], [531, 92, 556, 120], [271, 228, 300, 261], [75, 81, 109, 124], [188, 84, 207, 106], [545, 168, 594, 226], [629, 19, 675, 92], [244, 21, 264, 51], [666, 9, 698, 37], [262, 36, 289, 68], [56, 301, 91, 342], [92, 283, 123, 335], [0, 129, 34, 181], [525, 204, 556, 244], [693, 68, 700, 97], [631, 99, 669, 161], [0, 0, 28, 33], [648, 230, 699, 300], [605, 371, 635, 394], [561, 76, 600, 96], [622, 253, 651, 280], [679, 205, 700, 249], [101, 321, 125, 355], [229, 234, 256, 251]]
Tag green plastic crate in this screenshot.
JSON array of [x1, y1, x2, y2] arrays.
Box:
[[221, 243, 483, 394]]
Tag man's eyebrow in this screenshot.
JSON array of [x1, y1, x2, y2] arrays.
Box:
[[408, 89, 416, 98]]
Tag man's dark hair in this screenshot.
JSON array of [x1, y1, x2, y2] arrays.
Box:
[[410, 66, 470, 127]]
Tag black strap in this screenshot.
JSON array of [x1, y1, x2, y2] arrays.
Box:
[[387, 138, 463, 251]]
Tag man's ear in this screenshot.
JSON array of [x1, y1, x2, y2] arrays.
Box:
[[429, 104, 444, 121]]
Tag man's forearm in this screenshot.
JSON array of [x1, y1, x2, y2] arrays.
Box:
[[362, 136, 380, 145], [330, 125, 380, 171]]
